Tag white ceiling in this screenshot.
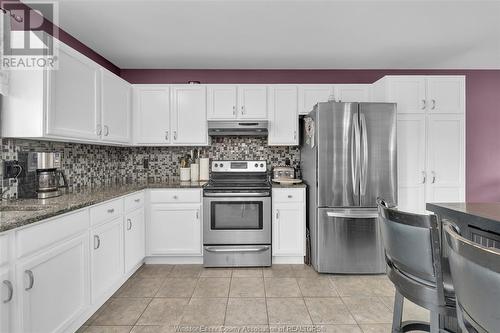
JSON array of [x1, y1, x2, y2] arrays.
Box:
[[46, 0, 500, 69]]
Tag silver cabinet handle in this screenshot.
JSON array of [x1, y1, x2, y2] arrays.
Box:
[[431, 99, 436, 110], [165, 131, 169, 141], [94, 235, 101, 250], [196, 211, 199, 219], [127, 218, 132, 230], [421, 99, 426, 110], [233, 106, 236, 116], [96, 125, 102, 136], [173, 131, 177, 140], [104, 125, 110, 136], [293, 130, 297, 140], [24, 270, 34, 291], [241, 106, 245, 115], [431, 171, 436, 184], [3, 280, 13, 303], [107, 208, 115, 213], [422, 171, 426, 184], [173, 195, 178, 199], [134, 198, 141, 203], [288, 195, 293, 198], [276, 210, 280, 219]]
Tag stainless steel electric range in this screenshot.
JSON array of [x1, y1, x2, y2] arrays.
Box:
[[203, 160, 272, 267]]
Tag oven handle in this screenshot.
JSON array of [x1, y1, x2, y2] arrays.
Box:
[[205, 246, 270, 253], [203, 192, 270, 197]]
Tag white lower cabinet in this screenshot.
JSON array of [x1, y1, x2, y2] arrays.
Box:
[[124, 208, 145, 273], [1, 266, 13, 333], [16, 234, 89, 333], [272, 188, 306, 262], [149, 204, 202, 256], [90, 218, 123, 302]]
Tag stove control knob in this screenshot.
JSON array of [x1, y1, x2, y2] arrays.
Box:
[[260, 163, 264, 168], [214, 163, 218, 168], [254, 163, 258, 167], [220, 163, 224, 168]]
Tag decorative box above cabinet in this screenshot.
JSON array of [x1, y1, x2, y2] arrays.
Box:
[[207, 85, 267, 120]]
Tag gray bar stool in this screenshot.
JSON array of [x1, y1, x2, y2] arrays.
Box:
[[377, 198, 456, 333], [444, 223, 500, 332]]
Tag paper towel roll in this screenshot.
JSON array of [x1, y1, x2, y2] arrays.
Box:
[[199, 158, 210, 181], [190, 163, 199, 181]]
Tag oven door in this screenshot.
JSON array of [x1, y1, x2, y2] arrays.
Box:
[[203, 193, 271, 245]]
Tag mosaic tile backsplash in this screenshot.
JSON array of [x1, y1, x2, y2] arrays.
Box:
[[1, 137, 300, 199]]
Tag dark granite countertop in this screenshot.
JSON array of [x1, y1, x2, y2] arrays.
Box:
[[0, 181, 207, 233], [427, 202, 500, 234]]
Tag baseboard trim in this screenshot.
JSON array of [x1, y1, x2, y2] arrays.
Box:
[[272, 256, 305, 264]]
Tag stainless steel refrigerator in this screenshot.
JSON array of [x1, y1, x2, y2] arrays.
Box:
[[301, 102, 397, 274]]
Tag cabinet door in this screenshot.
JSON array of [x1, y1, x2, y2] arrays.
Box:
[[171, 85, 208, 145], [298, 85, 333, 115], [387, 76, 427, 114], [133, 86, 170, 144], [101, 70, 131, 143], [397, 114, 427, 213], [17, 234, 89, 333], [268, 86, 299, 146], [426, 114, 465, 203], [237, 85, 267, 119], [0, 267, 12, 333], [124, 208, 145, 273], [91, 218, 123, 302], [426, 76, 465, 114], [149, 205, 202, 255], [207, 85, 237, 120], [335, 84, 371, 102], [46, 43, 100, 140], [272, 203, 305, 256]]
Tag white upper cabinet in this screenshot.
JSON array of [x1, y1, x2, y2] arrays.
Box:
[[334, 84, 371, 102], [373, 76, 427, 113], [268, 85, 299, 146], [298, 85, 334, 115], [46, 42, 101, 140], [397, 114, 427, 213], [101, 69, 131, 144], [171, 85, 208, 145], [426, 114, 465, 203], [238, 85, 268, 119], [133, 86, 171, 144], [426, 76, 465, 114], [207, 85, 238, 119]]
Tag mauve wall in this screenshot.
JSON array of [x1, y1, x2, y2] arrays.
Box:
[[121, 69, 500, 202]]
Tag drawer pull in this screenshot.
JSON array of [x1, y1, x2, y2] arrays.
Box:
[[107, 208, 115, 214], [134, 199, 141, 203], [288, 195, 293, 198], [94, 235, 101, 250], [3, 280, 13, 303], [127, 219, 132, 230], [173, 195, 178, 199], [25, 270, 34, 291]]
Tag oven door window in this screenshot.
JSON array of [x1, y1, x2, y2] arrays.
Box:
[[211, 201, 263, 230]]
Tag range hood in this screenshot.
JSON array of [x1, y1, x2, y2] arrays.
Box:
[[208, 121, 268, 136]]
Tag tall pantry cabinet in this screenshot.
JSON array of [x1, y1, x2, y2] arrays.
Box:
[[373, 76, 465, 213]]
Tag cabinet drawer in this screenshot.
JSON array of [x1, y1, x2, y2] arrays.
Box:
[[0, 234, 9, 266], [90, 198, 123, 226], [272, 188, 304, 203], [150, 189, 201, 204], [16, 209, 89, 258], [124, 191, 144, 212]]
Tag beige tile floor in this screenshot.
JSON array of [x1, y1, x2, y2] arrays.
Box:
[[78, 264, 429, 333]]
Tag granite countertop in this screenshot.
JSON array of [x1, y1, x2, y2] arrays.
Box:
[[427, 202, 500, 223], [0, 181, 207, 233], [271, 182, 307, 188]]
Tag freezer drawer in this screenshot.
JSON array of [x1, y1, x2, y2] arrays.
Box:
[[316, 208, 385, 274]]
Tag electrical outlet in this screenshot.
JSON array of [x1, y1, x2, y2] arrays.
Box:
[[3, 160, 22, 179], [143, 158, 149, 169]]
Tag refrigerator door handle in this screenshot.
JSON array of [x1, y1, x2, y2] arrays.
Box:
[[360, 113, 368, 196], [351, 113, 361, 198], [326, 211, 379, 219]]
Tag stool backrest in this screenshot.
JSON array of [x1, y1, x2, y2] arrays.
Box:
[[377, 198, 441, 285], [444, 224, 500, 332]]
